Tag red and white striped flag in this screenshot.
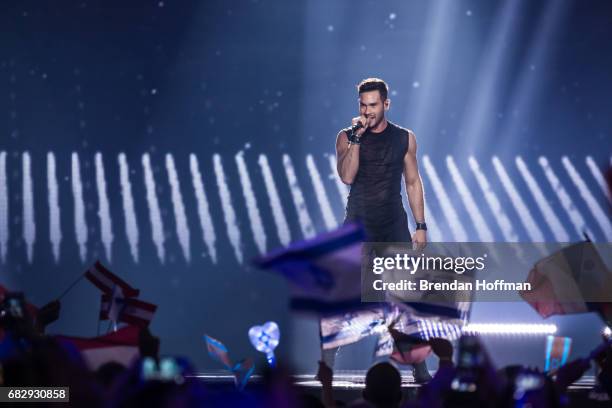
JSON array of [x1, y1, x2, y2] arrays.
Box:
[[85, 261, 139, 298], [99, 294, 157, 328], [56, 325, 140, 370]]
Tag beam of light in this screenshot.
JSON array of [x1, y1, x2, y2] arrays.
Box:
[[213, 154, 243, 264], [282, 154, 315, 239], [516, 156, 569, 242], [458, 0, 524, 153], [235, 151, 267, 255], [189, 154, 217, 264], [142, 153, 166, 263], [0, 152, 8, 263], [463, 323, 557, 335], [422, 155, 468, 242], [327, 154, 348, 209], [258, 154, 291, 247], [492, 156, 545, 242], [468, 156, 517, 242], [71, 153, 87, 263], [586, 156, 612, 205], [446, 156, 494, 242], [166, 154, 191, 263], [94, 153, 114, 262], [538, 156, 594, 240], [424, 200, 443, 242], [496, 0, 571, 153], [561, 156, 612, 241], [306, 154, 338, 231], [47, 152, 61, 263], [118, 153, 140, 263], [405, 0, 460, 142]]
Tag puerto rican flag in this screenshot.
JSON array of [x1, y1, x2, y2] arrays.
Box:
[[56, 325, 140, 370], [85, 261, 139, 298], [99, 291, 157, 329]]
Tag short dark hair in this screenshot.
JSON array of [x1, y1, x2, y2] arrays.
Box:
[[363, 362, 402, 406], [358, 78, 389, 101]]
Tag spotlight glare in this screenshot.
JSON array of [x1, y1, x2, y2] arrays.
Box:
[[463, 323, 557, 335]]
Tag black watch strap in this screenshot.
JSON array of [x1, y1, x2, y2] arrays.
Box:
[[415, 222, 427, 231]]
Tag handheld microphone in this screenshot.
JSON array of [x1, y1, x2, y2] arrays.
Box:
[[350, 122, 364, 132]]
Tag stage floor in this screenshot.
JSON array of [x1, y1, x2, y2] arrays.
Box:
[[189, 371, 607, 406], [190, 370, 597, 391]]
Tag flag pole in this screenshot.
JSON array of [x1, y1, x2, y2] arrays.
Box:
[[97, 291, 103, 336], [57, 272, 86, 301]]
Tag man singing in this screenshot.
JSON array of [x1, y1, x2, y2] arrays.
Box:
[[337, 77, 427, 244], [325, 77, 430, 382]]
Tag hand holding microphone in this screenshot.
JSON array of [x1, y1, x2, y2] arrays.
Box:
[[351, 115, 368, 136], [348, 115, 368, 145]]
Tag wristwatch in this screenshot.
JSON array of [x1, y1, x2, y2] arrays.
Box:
[[415, 222, 427, 231]]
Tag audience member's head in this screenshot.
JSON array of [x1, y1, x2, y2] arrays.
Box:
[[362, 362, 403, 408], [96, 361, 126, 390]]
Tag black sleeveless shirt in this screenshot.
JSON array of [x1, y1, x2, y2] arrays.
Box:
[[343, 121, 412, 243]]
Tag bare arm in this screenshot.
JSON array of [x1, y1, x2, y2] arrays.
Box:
[[336, 131, 360, 185], [404, 130, 426, 225]]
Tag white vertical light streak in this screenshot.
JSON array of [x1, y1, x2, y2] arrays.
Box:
[[23, 153, 36, 263], [446, 156, 494, 242], [189, 154, 217, 263], [142, 153, 166, 263], [213, 154, 243, 263], [47, 152, 61, 263], [492, 156, 545, 242], [585, 156, 612, 205], [118, 153, 140, 263], [166, 154, 191, 263], [71, 153, 87, 262], [95, 153, 114, 262], [283, 154, 315, 239], [306, 154, 338, 231], [423, 200, 443, 242], [422, 155, 468, 241], [469, 156, 517, 242], [400, 175, 414, 232], [515, 156, 569, 242], [539, 156, 594, 240], [258, 154, 291, 246], [561, 156, 612, 241], [0, 152, 8, 262], [327, 154, 348, 209], [235, 151, 267, 255]]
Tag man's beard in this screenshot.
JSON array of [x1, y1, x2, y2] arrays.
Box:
[[369, 115, 383, 129]]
